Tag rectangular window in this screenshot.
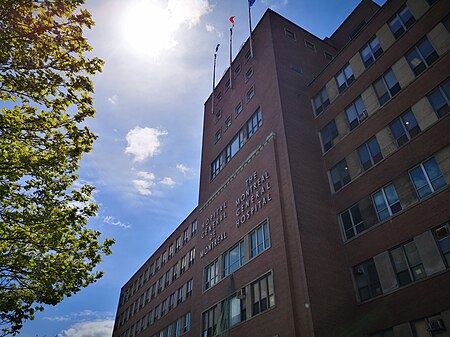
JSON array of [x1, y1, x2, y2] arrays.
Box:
[[353, 259, 382, 301], [225, 116, 232, 129], [357, 136, 383, 171], [330, 159, 350, 192], [214, 129, 221, 142], [245, 67, 253, 82], [177, 286, 184, 304], [155, 257, 161, 271], [183, 312, 191, 333], [373, 69, 401, 105], [161, 299, 167, 316], [245, 49, 251, 61], [434, 222, 450, 267], [188, 248, 195, 267], [390, 241, 426, 286], [340, 204, 364, 240], [183, 228, 190, 244], [313, 87, 330, 115], [305, 40, 315, 50], [234, 64, 241, 75], [324, 51, 333, 60], [162, 250, 168, 266], [250, 221, 270, 258], [168, 244, 174, 259], [285, 28, 295, 40], [204, 260, 219, 290], [186, 279, 193, 297], [158, 276, 163, 294], [372, 183, 402, 221], [180, 255, 187, 274], [335, 63, 354, 93], [360, 36, 383, 67], [235, 101, 243, 116], [427, 79, 450, 118], [175, 318, 181, 337], [246, 107, 262, 138], [223, 240, 245, 277], [175, 236, 182, 252], [172, 263, 178, 282], [191, 220, 197, 235], [388, 5, 415, 39], [229, 294, 246, 327], [389, 110, 421, 147], [246, 86, 255, 102], [251, 272, 275, 315], [406, 37, 439, 76], [165, 270, 170, 287], [345, 96, 367, 130], [169, 293, 175, 311], [225, 78, 230, 90], [409, 157, 447, 199], [202, 305, 218, 337], [320, 119, 338, 152]]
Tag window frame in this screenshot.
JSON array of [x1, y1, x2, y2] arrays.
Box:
[[388, 5, 415, 39], [389, 110, 421, 147], [405, 37, 439, 76], [249, 221, 270, 259], [427, 79, 450, 118], [313, 87, 330, 115], [353, 259, 382, 302], [409, 157, 446, 199], [373, 69, 401, 106], [360, 36, 383, 67], [371, 183, 402, 222], [389, 240, 426, 287], [204, 259, 219, 290], [330, 159, 351, 192], [335, 63, 354, 93], [339, 204, 364, 240], [345, 96, 367, 130], [357, 136, 383, 171]]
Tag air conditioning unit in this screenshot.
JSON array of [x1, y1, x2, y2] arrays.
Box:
[[427, 319, 445, 332], [236, 288, 246, 300]]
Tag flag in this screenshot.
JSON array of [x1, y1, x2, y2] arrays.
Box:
[[249, 0, 256, 7], [229, 16, 235, 29], [215, 43, 220, 54]]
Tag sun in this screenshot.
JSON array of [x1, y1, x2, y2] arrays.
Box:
[[121, 1, 177, 57]]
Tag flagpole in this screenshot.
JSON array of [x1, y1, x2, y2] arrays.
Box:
[[229, 27, 233, 89], [248, 0, 254, 58], [212, 44, 219, 114]]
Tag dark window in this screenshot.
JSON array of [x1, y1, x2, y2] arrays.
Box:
[[444, 15, 450, 33], [389, 110, 421, 147], [246, 86, 255, 102], [335, 64, 354, 93], [390, 241, 426, 286], [427, 79, 450, 118], [305, 40, 315, 50], [330, 159, 351, 192], [250, 221, 270, 258], [214, 129, 221, 142], [388, 5, 415, 39], [202, 305, 217, 337], [373, 69, 401, 105], [406, 37, 439, 76], [290, 63, 303, 74], [245, 49, 251, 61], [285, 28, 295, 39], [245, 67, 253, 81], [372, 183, 402, 221], [251, 272, 275, 315], [357, 136, 383, 171], [324, 51, 333, 60], [360, 36, 383, 67], [353, 259, 382, 301], [191, 220, 197, 235], [225, 116, 232, 130], [204, 260, 219, 290], [409, 157, 446, 199], [434, 222, 450, 267], [313, 87, 330, 115], [345, 96, 367, 130], [225, 78, 230, 89], [235, 101, 243, 116], [223, 240, 245, 277], [320, 119, 338, 152], [340, 204, 364, 240], [234, 64, 241, 74]]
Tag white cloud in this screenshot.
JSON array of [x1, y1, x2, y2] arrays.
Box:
[[176, 163, 192, 174], [44, 316, 70, 322], [107, 94, 118, 104], [168, 0, 212, 28], [103, 216, 131, 229], [58, 320, 114, 337], [132, 171, 157, 195], [206, 24, 215, 32], [159, 177, 176, 187], [125, 127, 168, 162]]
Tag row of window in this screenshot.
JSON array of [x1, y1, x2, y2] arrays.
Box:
[[340, 155, 447, 241], [119, 312, 191, 337], [204, 221, 270, 291], [370, 311, 448, 337], [117, 277, 193, 329], [120, 220, 197, 306], [354, 221, 450, 303], [211, 107, 263, 180], [284, 27, 334, 60], [202, 271, 275, 337], [328, 78, 449, 193]]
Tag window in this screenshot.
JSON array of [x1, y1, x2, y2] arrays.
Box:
[[320, 120, 339, 153], [312, 87, 330, 115], [360, 36, 383, 67], [245, 49, 251, 61], [165, 270, 170, 287], [353, 259, 382, 301], [183, 228, 190, 244], [335, 64, 354, 93], [290, 63, 303, 74], [427, 79, 450, 118], [305, 40, 315, 50], [330, 159, 350, 192], [191, 220, 197, 235], [154, 304, 160, 320], [202, 305, 218, 337], [251, 272, 275, 315], [246, 108, 262, 138], [204, 260, 219, 290], [186, 279, 193, 297], [225, 78, 230, 89], [245, 67, 253, 81], [188, 248, 195, 267], [180, 255, 187, 274], [349, 20, 366, 40], [235, 101, 243, 116], [411, 315, 448, 337], [214, 129, 221, 142], [285, 28, 295, 40], [172, 263, 178, 282], [162, 250, 168, 266], [390, 241, 426, 286], [168, 244, 174, 259], [434, 222, 450, 267], [183, 312, 191, 333], [177, 286, 184, 304], [372, 184, 402, 221], [229, 294, 246, 327], [234, 64, 241, 75], [250, 222, 270, 258], [223, 240, 245, 277], [357, 137, 383, 171], [340, 204, 364, 240], [388, 5, 415, 39], [409, 157, 446, 199], [161, 299, 167, 316], [158, 276, 164, 294], [155, 257, 161, 271], [216, 91, 222, 100], [175, 236, 182, 252], [373, 69, 401, 105], [406, 37, 439, 76], [211, 154, 224, 180], [345, 96, 367, 130], [389, 110, 421, 147], [169, 293, 175, 311], [246, 86, 255, 102], [225, 116, 232, 129], [324, 51, 333, 61], [175, 318, 181, 337]]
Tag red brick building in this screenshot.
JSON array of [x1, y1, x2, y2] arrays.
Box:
[[112, 1, 450, 336]]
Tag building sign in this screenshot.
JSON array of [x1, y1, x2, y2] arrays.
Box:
[[235, 171, 272, 228], [200, 202, 228, 258]]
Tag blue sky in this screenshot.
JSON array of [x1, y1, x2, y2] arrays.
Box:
[[14, 0, 385, 336]]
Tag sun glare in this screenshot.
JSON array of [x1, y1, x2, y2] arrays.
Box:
[[122, 1, 177, 57]]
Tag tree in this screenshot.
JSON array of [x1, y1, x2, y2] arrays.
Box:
[[0, 1, 114, 335]]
